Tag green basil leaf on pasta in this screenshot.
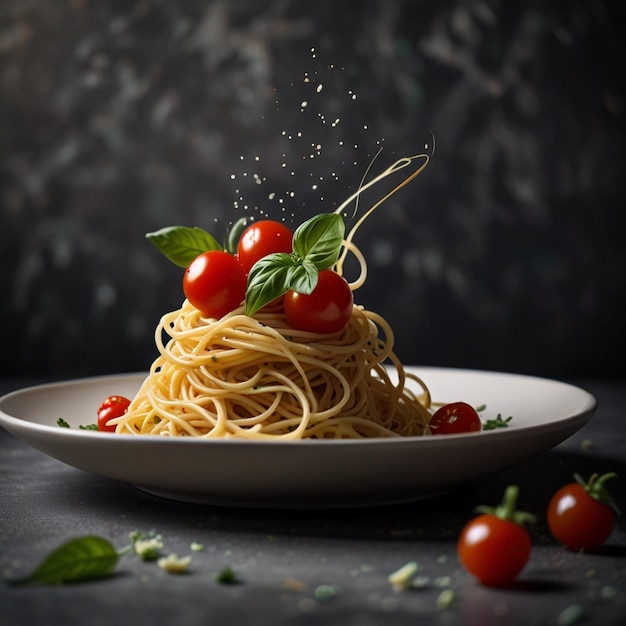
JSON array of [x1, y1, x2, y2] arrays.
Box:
[[245, 253, 294, 316], [146, 226, 223, 268], [9, 536, 120, 585], [292, 213, 345, 270]]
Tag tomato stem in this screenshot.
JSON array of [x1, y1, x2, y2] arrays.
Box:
[[576, 472, 620, 515], [475, 485, 537, 526]]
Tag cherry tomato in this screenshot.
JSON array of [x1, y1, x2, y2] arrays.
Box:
[[97, 395, 130, 432], [430, 402, 481, 434], [183, 250, 246, 318], [283, 269, 353, 334], [458, 485, 536, 587], [547, 473, 619, 551], [236, 220, 294, 274]]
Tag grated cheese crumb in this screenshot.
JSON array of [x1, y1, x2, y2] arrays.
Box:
[[134, 536, 164, 561], [157, 553, 192, 574], [436, 589, 455, 610], [388, 561, 419, 590]]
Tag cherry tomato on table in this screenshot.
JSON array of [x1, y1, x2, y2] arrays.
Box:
[[458, 485, 536, 587], [430, 401, 481, 434], [183, 250, 247, 318], [236, 220, 294, 274], [97, 395, 130, 432], [547, 472, 619, 551], [284, 269, 353, 334]]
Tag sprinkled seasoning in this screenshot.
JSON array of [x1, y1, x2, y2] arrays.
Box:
[[314, 584, 337, 602], [557, 604, 585, 625]]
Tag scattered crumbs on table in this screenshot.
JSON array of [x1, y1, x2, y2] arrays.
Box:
[[131, 531, 164, 561], [600, 585, 618, 600], [388, 561, 419, 590], [190, 542, 204, 552], [157, 553, 192, 574], [381, 596, 399, 612], [314, 584, 337, 603], [350, 563, 374, 577], [435, 575, 452, 587], [586, 569, 596, 578], [581, 439, 594, 451], [283, 577, 307, 592], [409, 575, 430, 590], [436, 588, 455, 610], [298, 598, 315, 612], [557, 604, 585, 625], [214, 565, 238, 584], [437, 554, 448, 564]]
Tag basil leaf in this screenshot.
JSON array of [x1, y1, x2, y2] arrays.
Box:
[[146, 226, 222, 268], [224, 217, 251, 255], [245, 254, 322, 316], [292, 213, 345, 270], [10, 536, 119, 585], [245, 253, 294, 316], [288, 260, 319, 294]]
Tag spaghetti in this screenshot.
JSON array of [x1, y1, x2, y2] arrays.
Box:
[[112, 152, 433, 439]]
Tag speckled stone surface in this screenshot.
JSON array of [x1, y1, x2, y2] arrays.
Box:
[[1, 0, 625, 379]]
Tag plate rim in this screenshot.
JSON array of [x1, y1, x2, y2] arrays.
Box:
[[0, 366, 598, 446]]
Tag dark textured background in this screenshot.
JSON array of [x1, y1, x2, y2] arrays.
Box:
[[1, 0, 625, 380]]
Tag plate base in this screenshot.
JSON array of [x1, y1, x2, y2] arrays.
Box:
[[133, 484, 451, 509]]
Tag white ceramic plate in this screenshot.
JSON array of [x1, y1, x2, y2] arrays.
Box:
[[0, 368, 596, 508]]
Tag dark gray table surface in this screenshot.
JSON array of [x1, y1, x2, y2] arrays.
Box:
[[1, 376, 624, 626]]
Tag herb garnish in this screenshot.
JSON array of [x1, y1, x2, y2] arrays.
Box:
[[57, 418, 98, 430], [146, 212, 346, 317], [7, 536, 120, 586], [483, 414, 513, 430], [245, 213, 345, 315], [474, 406, 513, 431], [214, 565, 239, 584]]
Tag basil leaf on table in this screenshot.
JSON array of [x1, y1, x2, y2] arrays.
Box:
[[8, 536, 120, 585]]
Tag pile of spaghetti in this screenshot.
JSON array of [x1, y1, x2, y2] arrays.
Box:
[[111, 153, 434, 439], [114, 301, 431, 438]]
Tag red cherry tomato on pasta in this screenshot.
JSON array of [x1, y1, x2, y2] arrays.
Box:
[[284, 269, 353, 334], [547, 473, 618, 551], [183, 250, 246, 318], [430, 402, 481, 434], [97, 395, 130, 432], [458, 485, 536, 587], [236, 220, 293, 274]]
